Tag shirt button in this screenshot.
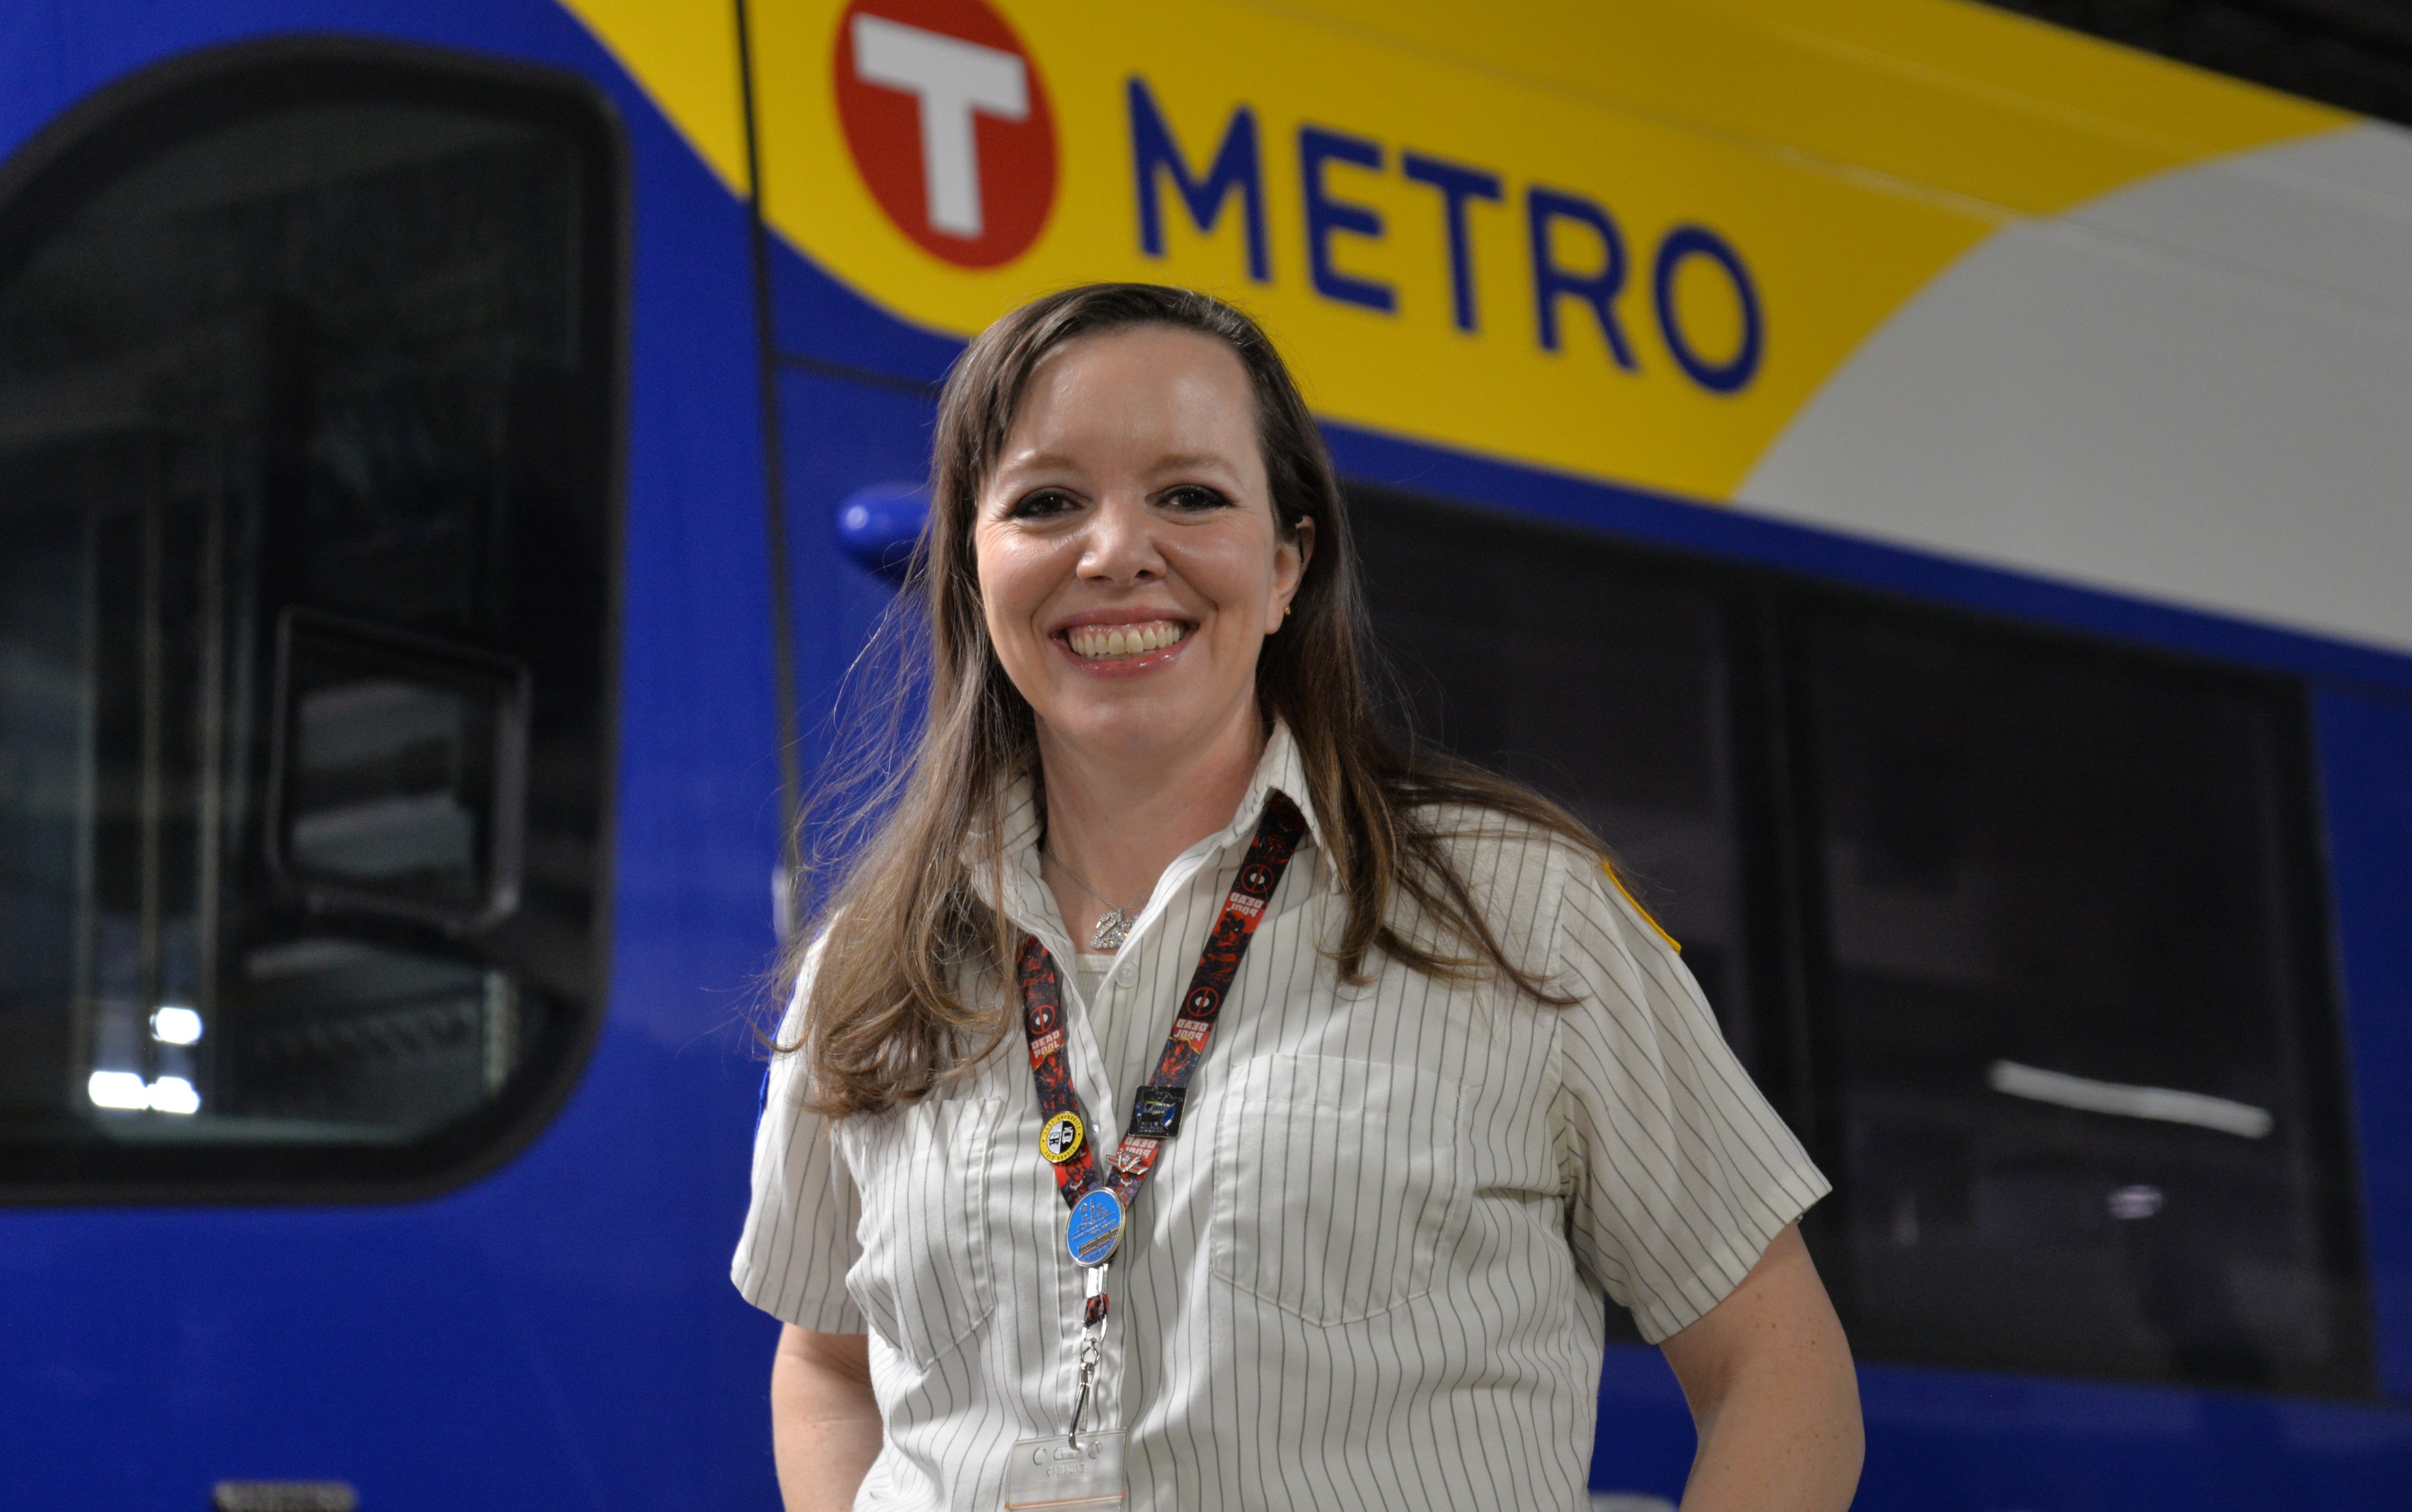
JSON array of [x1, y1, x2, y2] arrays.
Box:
[[1116, 962, 1137, 987]]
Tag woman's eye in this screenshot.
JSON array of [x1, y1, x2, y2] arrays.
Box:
[[1162, 485, 1231, 513], [1008, 489, 1079, 519]]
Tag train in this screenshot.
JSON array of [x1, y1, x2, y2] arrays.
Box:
[[4, 0, 2412, 1507]]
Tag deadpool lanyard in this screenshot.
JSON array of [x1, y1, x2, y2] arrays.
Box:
[[1015, 791, 1306, 1436]]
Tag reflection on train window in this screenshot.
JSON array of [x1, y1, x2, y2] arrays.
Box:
[[1796, 611, 2363, 1393], [272, 611, 529, 930], [0, 46, 620, 1195], [1352, 488, 1757, 1062]]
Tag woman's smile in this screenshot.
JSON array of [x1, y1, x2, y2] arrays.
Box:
[[1054, 612, 1193, 671]]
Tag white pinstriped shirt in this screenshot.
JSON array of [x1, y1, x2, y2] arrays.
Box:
[[734, 724, 1827, 1511]]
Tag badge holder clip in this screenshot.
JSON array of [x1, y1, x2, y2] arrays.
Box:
[[1004, 1265, 1127, 1510]]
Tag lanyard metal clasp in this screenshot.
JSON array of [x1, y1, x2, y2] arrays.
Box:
[[1067, 1262, 1110, 1448]]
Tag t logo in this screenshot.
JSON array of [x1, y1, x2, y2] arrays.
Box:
[[835, 0, 1057, 268]]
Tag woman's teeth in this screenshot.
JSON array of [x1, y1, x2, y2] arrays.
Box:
[[1066, 621, 1187, 660]]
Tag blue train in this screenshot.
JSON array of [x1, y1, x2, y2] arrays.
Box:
[[6, 0, 2412, 1508]]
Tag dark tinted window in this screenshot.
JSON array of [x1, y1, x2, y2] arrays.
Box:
[[1355, 489, 1759, 1062], [1351, 485, 2365, 1394], [0, 45, 622, 1197], [1796, 608, 2362, 1392]]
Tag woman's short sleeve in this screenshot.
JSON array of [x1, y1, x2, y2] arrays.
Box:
[[1551, 853, 1829, 1343], [731, 958, 867, 1333]]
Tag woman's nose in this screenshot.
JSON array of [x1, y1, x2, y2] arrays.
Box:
[[1078, 494, 1164, 582]]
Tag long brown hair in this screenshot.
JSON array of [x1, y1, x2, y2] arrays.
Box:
[[789, 284, 1608, 1117]]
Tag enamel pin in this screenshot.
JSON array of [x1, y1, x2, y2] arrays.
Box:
[[1041, 1110, 1085, 1164]]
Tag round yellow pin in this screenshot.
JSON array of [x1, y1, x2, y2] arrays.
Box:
[[1040, 1110, 1085, 1164]]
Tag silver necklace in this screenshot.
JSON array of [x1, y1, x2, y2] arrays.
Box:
[[1045, 850, 1143, 952]]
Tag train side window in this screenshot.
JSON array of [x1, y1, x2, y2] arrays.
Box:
[[1352, 487, 1758, 1062], [0, 45, 622, 1197], [1794, 607, 2367, 1393]]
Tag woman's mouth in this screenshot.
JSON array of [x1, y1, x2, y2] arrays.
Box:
[[1060, 619, 1190, 662]]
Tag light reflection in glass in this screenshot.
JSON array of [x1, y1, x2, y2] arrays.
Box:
[[151, 1005, 204, 1045], [86, 1071, 150, 1111]]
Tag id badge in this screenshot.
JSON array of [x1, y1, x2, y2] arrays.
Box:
[[1001, 1431, 1128, 1510]]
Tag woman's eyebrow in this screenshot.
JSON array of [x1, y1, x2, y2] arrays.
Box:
[[989, 450, 1239, 484], [1151, 452, 1240, 475]]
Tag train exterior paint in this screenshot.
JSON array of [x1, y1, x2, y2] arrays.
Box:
[[1, 2, 2410, 1509]]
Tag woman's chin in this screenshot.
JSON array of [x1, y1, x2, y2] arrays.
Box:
[[1040, 689, 1245, 768]]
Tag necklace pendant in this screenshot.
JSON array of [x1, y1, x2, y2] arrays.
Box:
[[1089, 908, 1131, 952]]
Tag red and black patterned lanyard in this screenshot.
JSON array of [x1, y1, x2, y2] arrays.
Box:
[[1016, 791, 1306, 1438]]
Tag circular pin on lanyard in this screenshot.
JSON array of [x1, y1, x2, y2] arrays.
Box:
[[1040, 1110, 1085, 1164], [1066, 1189, 1124, 1266]]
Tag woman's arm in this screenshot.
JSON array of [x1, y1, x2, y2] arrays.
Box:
[[1657, 1224, 1864, 1512], [770, 1325, 882, 1512]]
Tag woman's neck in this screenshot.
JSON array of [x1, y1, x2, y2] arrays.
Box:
[[1036, 705, 1267, 940]]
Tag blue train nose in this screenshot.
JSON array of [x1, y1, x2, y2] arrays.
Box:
[[836, 483, 929, 580]]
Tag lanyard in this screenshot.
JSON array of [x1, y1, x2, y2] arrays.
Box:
[[1016, 790, 1306, 1441]]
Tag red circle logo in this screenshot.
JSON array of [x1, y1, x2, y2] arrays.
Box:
[[834, 0, 1057, 268]]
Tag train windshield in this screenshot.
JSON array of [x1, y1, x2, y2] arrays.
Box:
[[0, 50, 621, 1196]]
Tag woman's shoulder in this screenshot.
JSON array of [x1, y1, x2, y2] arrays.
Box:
[[1400, 799, 1606, 959], [1405, 798, 1675, 974], [1410, 797, 1600, 882]]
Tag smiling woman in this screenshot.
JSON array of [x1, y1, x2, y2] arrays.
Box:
[[974, 322, 1308, 953], [733, 284, 1862, 1512]]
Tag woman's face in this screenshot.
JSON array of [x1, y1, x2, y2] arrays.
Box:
[[974, 325, 1309, 770]]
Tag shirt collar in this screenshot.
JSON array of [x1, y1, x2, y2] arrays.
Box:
[[1228, 718, 1329, 858]]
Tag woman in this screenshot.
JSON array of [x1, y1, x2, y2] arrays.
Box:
[[735, 284, 1862, 1512]]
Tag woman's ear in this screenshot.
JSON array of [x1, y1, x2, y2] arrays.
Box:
[[1270, 514, 1314, 630]]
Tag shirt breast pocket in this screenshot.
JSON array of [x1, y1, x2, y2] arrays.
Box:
[[1209, 1055, 1469, 1326], [842, 1094, 1002, 1370]]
